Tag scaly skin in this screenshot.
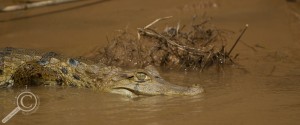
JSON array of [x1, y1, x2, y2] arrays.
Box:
[[0, 47, 203, 97]]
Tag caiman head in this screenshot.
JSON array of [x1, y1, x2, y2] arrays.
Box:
[[106, 66, 204, 97]]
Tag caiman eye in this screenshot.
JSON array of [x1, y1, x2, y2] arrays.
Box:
[[135, 72, 150, 81]]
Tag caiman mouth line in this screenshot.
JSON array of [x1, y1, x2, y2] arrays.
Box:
[[113, 87, 148, 96]]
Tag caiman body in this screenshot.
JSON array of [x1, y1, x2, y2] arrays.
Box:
[[0, 47, 203, 97]]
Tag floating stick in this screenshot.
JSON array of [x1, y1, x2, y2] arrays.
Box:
[[144, 16, 173, 29], [0, 0, 79, 12], [228, 24, 249, 56]]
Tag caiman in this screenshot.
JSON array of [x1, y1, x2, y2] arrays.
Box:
[[0, 47, 203, 97]]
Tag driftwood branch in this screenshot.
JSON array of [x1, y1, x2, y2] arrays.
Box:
[[144, 16, 173, 29], [137, 16, 211, 56], [98, 16, 241, 70], [0, 0, 79, 12], [137, 16, 172, 40], [228, 24, 248, 55]]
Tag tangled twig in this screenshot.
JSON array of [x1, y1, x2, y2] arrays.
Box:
[[93, 16, 246, 71]]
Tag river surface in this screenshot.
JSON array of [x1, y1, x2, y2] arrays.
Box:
[[0, 0, 300, 125]]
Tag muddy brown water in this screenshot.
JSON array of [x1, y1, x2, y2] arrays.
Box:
[[0, 0, 300, 125]]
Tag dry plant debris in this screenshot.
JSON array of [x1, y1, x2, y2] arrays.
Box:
[[93, 16, 246, 71]]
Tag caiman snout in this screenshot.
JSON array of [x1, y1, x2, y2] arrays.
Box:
[[132, 81, 204, 96], [110, 66, 204, 96], [162, 84, 204, 96]]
